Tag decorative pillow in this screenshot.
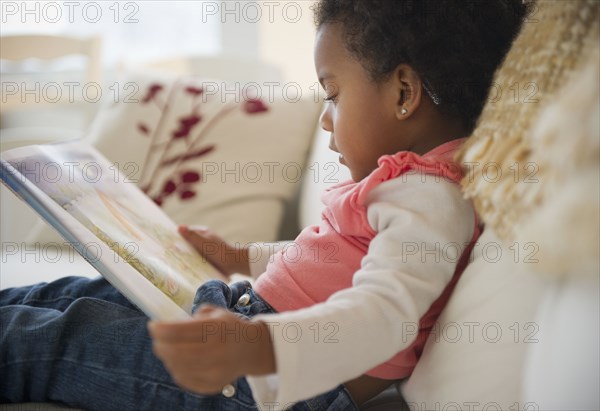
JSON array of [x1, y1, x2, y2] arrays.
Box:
[[456, 0, 599, 240], [27, 71, 322, 245]]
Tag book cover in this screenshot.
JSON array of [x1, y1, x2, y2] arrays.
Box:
[[1, 140, 225, 320]]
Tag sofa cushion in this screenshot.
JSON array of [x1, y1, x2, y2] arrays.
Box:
[[404, 29, 600, 408], [519, 47, 599, 410], [400, 228, 550, 407], [298, 126, 352, 228], [26, 72, 322, 245]]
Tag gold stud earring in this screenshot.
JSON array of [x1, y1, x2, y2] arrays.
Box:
[[401, 108, 408, 115]]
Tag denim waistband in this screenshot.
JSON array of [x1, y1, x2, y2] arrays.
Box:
[[192, 279, 276, 318], [192, 279, 359, 411]]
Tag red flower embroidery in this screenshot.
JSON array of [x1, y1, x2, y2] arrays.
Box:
[[151, 170, 202, 204], [185, 86, 204, 96], [162, 180, 177, 194], [141, 84, 164, 104], [181, 171, 200, 183], [180, 190, 196, 200], [243, 98, 269, 114], [161, 145, 216, 167], [138, 82, 270, 208], [172, 114, 202, 139]]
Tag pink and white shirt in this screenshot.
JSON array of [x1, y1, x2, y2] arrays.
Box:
[[249, 139, 480, 406]]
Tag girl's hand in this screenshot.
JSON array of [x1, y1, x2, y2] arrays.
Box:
[[179, 225, 250, 277], [148, 305, 276, 394]]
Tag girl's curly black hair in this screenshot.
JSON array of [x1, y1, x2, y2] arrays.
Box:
[[313, 0, 531, 133]]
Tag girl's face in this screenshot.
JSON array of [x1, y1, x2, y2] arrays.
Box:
[[315, 23, 415, 182]]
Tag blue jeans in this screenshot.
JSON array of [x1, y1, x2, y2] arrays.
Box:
[[0, 276, 358, 411]]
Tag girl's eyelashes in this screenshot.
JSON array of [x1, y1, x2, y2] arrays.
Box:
[[324, 94, 338, 103], [322, 82, 339, 103]]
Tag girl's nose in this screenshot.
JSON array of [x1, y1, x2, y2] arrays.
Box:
[[319, 103, 333, 132]]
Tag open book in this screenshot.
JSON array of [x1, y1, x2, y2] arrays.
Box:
[[1, 140, 225, 320]]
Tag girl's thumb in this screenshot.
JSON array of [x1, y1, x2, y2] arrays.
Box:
[[194, 304, 219, 317], [178, 225, 209, 235]]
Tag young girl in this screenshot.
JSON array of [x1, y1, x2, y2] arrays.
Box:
[[0, 1, 528, 410]]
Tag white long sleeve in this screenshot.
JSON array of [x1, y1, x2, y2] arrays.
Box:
[[246, 174, 475, 409]]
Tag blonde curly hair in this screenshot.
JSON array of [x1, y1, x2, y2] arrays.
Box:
[[456, 0, 600, 241]]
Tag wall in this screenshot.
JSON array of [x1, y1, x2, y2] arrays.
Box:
[[259, 1, 320, 95]]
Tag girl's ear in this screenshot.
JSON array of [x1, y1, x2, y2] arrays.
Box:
[[392, 64, 423, 120]]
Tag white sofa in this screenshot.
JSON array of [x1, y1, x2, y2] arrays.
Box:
[[2, 91, 598, 411], [2, 1, 600, 406]]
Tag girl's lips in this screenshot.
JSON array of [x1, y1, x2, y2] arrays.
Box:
[[328, 145, 345, 164]]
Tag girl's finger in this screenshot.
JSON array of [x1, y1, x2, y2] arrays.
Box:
[[187, 225, 210, 233]]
